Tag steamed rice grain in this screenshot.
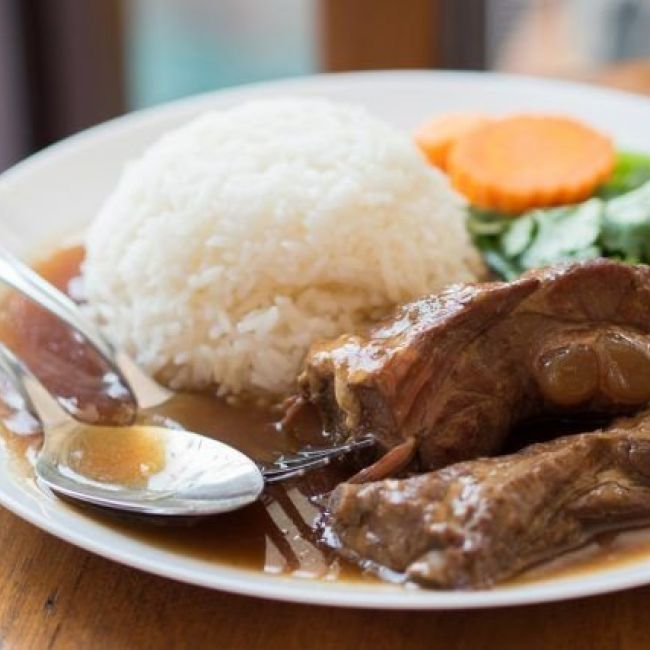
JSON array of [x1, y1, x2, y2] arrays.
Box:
[[84, 97, 482, 397]]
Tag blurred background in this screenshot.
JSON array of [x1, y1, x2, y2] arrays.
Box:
[[1, 0, 650, 172]]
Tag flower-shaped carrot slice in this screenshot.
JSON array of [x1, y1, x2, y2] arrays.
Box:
[[448, 115, 615, 214], [414, 112, 492, 171]]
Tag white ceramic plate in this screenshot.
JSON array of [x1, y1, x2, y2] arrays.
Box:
[[2, 70, 650, 609]]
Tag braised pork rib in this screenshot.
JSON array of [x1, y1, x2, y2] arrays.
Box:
[[329, 409, 650, 588], [301, 260, 650, 469]]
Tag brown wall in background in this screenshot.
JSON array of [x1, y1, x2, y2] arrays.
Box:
[[319, 0, 440, 71], [319, 0, 486, 72], [18, 0, 125, 149], [0, 1, 30, 169]]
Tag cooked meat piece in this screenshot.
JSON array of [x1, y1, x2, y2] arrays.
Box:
[[300, 260, 650, 470], [328, 409, 650, 589]]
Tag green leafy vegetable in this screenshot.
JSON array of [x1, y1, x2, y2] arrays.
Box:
[[602, 181, 650, 262], [518, 200, 601, 269], [466, 208, 511, 236], [500, 213, 534, 258], [597, 151, 650, 199], [466, 151, 650, 279], [472, 237, 522, 281]]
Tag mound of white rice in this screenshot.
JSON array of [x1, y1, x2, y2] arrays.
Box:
[[84, 97, 482, 397]]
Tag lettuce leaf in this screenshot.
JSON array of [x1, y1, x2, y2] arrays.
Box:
[[601, 180, 650, 262], [597, 151, 650, 199], [467, 151, 650, 279]]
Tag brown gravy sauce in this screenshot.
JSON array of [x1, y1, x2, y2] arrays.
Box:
[[2, 245, 650, 589]]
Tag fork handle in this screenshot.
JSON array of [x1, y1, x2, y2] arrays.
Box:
[[262, 436, 374, 482]]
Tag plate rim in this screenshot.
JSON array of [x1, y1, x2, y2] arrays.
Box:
[[2, 69, 650, 609]]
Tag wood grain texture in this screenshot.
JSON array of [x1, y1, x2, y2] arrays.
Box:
[[0, 501, 649, 650]]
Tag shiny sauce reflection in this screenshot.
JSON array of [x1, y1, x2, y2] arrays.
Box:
[[62, 425, 167, 488], [2, 246, 650, 587]]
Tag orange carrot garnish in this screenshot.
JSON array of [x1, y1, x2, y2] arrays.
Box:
[[414, 112, 492, 171], [447, 114, 615, 214]]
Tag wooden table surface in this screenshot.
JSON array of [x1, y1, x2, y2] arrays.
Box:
[[4, 66, 650, 650], [2, 501, 650, 650]]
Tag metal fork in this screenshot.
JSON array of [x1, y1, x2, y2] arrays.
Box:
[[263, 436, 375, 482]]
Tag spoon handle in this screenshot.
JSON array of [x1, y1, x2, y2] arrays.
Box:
[[0, 246, 115, 360], [0, 245, 172, 410], [0, 342, 71, 429]]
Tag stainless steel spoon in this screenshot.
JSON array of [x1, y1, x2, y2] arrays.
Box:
[[0, 344, 373, 515], [0, 342, 265, 515]]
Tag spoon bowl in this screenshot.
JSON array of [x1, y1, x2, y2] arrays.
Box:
[[0, 343, 264, 516], [36, 423, 265, 516], [0, 341, 373, 516]]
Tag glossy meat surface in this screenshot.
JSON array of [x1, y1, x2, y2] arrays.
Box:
[[301, 260, 650, 469], [328, 410, 650, 588]]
